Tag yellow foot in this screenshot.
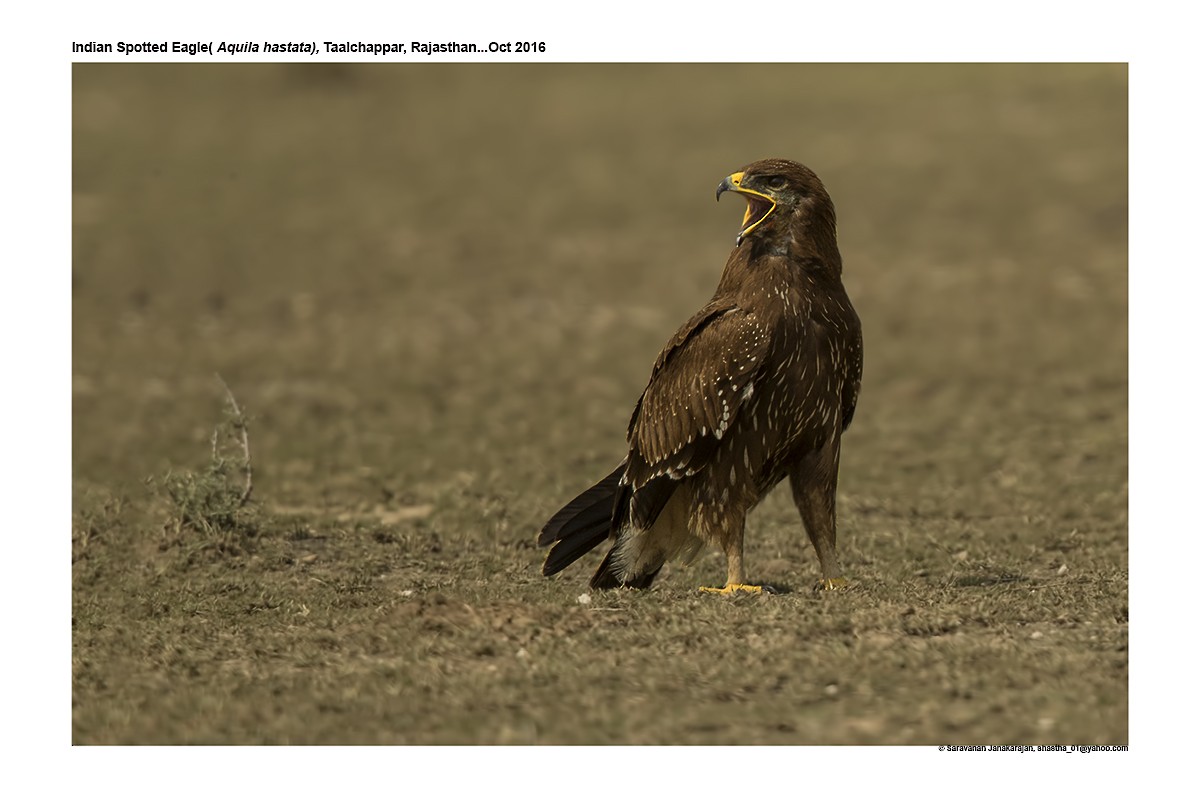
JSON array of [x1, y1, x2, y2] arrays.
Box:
[[699, 583, 765, 595], [816, 577, 848, 591]]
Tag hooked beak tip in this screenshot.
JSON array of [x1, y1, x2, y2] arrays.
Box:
[[716, 175, 738, 202]]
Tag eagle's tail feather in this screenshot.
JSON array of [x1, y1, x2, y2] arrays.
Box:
[[539, 464, 625, 577]]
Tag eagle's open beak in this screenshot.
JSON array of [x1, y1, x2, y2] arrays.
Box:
[[716, 171, 777, 246]]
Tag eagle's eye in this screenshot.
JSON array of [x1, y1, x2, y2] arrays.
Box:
[[765, 175, 786, 190]]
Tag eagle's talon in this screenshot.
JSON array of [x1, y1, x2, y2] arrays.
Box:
[[699, 583, 766, 596], [817, 577, 848, 591]]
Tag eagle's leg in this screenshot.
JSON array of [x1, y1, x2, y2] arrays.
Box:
[[699, 514, 763, 595], [790, 438, 847, 591]]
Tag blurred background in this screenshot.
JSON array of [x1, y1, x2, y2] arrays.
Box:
[[73, 63, 1126, 515]]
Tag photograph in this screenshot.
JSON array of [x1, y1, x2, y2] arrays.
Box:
[[71, 62, 1128, 745]]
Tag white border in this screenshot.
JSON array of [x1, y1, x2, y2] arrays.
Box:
[[8, 1, 1186, 803]]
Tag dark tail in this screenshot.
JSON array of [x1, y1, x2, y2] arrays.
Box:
[[539, 464, 625, 577]]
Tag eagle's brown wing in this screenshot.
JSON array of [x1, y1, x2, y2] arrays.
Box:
[[621, 303, 773, 528]]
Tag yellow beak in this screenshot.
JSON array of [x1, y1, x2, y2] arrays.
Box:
[[716, 171, 777, 245]]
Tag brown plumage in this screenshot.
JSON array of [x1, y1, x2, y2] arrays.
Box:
[[538, 159, 863, 593]]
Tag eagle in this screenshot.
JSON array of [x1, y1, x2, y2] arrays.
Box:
[[538, 158, 863, 593]]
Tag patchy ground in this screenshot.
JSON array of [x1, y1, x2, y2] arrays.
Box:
[[72, 63, 1127, 744]]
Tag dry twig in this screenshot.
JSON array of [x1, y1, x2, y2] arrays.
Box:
[[215, 373, 253, 507]]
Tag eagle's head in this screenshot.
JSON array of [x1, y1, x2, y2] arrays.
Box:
[[716, 158, 837, 249]]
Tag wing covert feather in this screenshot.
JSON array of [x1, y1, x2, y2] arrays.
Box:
[[625, 306, 771, 487]]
